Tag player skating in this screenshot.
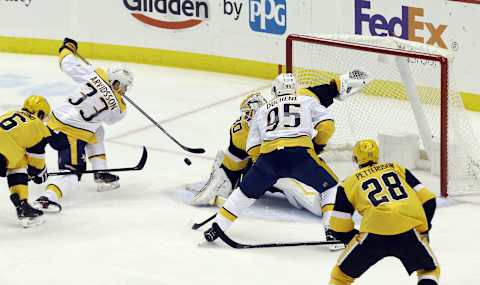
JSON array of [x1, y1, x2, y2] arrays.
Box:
[[33, 38, 133, 212], [327, 139, 439, 285], [0, 95, 51, 227], [201, 72, 369, 246]]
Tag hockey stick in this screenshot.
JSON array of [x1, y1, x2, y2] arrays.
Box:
[[48, 146, 147, 176], [192, 213, 216, 230], [212, 223, 343, 249], [76, 53, 205, 154]]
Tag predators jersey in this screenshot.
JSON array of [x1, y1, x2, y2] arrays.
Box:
[[0, 110, 51, 169], [246, 93, 333, 158], [48, 50, 126, 144], [331, 162, 436, 235], [222, 116, 250, 172]]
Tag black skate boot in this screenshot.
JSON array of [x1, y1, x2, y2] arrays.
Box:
[[325, 228, 345, 251], [94, 172, 120, 192], [10, 194, 45, 228], [33, 196, 62, 213]]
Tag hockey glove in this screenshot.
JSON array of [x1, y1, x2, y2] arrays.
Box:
[[59, 37, 78, 54], [28, 167, 48, 184], [204, 223, 221, 242]]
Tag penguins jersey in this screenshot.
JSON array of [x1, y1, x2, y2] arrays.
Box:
[[246, 93, 333, 159], [331, 162, 436, 236], [222, 116, 250, 172], [0, 110, 51, 170], [48, 49, 126, 144]]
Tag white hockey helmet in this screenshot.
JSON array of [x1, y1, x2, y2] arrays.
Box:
[[271, 73, 297, 97], [107, 65, 134, 94], [240, 92, 267, 121]]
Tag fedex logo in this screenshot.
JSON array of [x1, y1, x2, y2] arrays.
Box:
[[249, 0, 286, 35], [355, 0, 448, 48]]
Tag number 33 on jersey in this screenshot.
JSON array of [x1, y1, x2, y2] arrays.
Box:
[[48, 51, 127, 144]]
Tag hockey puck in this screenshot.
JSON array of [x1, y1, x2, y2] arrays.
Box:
[[184, 158, 192, 165]]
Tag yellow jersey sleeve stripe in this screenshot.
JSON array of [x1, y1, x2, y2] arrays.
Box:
[[219, 207, 237, 222], [59, 49, 73, 65], [313, 119, 335, 145], [416, 188, 436, 204], [27, 156, 45, 170], [223, 154, 249, 171], [330, 216, 355, 233], [247, 145, 260, 162]]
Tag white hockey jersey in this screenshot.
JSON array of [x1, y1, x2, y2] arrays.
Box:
[[246, 94, 333, 157], [48, 53, 126, 144]]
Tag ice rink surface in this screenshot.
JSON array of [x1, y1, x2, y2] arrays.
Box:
[[0, 53, 480, 284]]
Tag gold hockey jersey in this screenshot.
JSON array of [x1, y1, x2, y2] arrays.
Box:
[[0, 110, 51, 169], [331, 162, 436, 235]]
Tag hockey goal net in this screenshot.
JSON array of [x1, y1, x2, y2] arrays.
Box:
[[286, 34, 480, 197]]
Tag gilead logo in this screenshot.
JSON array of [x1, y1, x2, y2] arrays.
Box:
[[124, 0, 209, 30], [355, 0, 448, 48]]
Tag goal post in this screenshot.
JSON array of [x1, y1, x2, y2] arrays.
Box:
[[286, 34, 479, 197]]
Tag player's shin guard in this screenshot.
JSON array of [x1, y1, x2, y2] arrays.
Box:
[[213, 189, 256, 232], [329, 265, 355, 285], [417, 267, 440, 285]]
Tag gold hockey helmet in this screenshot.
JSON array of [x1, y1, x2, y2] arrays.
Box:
[[352, 139, 379, 167], [23, 95, 51, 121], [240, 92, 267, 121]]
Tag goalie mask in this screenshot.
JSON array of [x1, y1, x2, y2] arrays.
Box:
[[108, 65, 134, 95], [240, 92, 267, 121], [22, 95, 51, 122], [271, 73, 297, 97], [352, 139, 379, 167]]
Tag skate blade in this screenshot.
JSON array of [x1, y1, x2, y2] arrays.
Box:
[[96, 182, 120, 192], [19, 216, 45, 228], [32, 202, 62, 213], [329, 244, 345, 252]]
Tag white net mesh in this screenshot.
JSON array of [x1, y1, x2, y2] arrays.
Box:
[[289, 34, 480, 196]]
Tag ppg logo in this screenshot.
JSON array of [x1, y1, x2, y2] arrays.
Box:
[[249, 0, 286, 35]]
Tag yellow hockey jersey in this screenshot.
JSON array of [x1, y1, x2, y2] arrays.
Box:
[[222, 115, 251, 172], [330, 162, 436, 235], [0, 110, 51, 169]]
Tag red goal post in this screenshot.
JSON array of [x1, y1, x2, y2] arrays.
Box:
[[286, 33, 478, 197]]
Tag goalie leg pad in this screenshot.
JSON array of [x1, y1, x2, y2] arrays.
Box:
[[191, 155, 233, 206], [274, 178, 323, 216]]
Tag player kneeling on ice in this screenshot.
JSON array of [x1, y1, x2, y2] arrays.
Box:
[[0, 95, 52, 227], [327, 139, 439, 285], [33, 38, 134, 213], [202, 72, 369, 247]]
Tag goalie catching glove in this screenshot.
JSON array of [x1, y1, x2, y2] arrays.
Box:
[[191, 151, 233, 206], [335, 69, 372, 101]]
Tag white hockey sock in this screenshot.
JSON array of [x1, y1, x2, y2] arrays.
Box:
[[321, 185, 338, 228], [90, 156, 107, 170], [214, 189, 256, 232]]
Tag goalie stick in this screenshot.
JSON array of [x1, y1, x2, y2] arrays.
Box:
[[76, 53, 205, 154], [48, 146, 148, 176], [212, 223, 343, 249]]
